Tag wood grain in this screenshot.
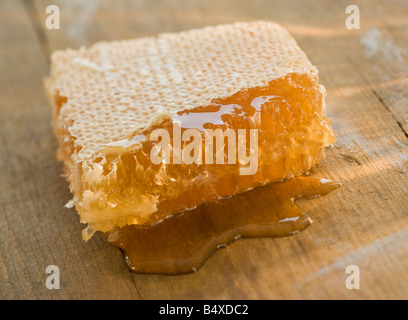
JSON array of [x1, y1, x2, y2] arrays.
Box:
[[0, 0, 140, 299], [1, 0, 407, 299]]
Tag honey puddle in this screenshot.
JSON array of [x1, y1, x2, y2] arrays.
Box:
[[106, 176, 340, 275]]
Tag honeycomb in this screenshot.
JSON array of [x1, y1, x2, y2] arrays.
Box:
[[44, 21, 335, 240]]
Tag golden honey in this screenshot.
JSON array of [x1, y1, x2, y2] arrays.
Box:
[[71, 73, 335, 237], [107, 176, 340, 274]]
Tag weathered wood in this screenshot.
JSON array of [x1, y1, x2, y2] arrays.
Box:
[[1, 0, 407, 299]]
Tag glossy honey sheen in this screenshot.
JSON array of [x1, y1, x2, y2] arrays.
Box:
[[72, 74, 335, 238], [106, 176, 340, 274]]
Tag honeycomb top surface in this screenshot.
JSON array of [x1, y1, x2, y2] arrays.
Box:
[[46, 21, 319, 162]]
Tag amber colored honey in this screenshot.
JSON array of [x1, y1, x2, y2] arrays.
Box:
[[73, 73, 335, 236], [106, 176, 340, 274]]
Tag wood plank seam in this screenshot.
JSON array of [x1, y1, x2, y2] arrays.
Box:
[[23, 0, 51, 65], [347, 56, 408, 141], [372, 89, 408, 140]]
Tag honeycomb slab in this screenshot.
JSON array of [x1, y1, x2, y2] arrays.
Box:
[[45, 21, 336, 239]]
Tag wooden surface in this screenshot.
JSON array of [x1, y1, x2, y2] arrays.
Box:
[[1, 0, 408, 299]]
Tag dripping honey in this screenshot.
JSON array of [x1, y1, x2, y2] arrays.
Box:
[[106, 176, 340, 274]]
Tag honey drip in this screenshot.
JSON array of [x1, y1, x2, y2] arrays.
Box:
[[106, 176, 340, 274]]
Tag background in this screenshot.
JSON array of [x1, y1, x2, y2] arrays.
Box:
[[1, 0, 408, 299]]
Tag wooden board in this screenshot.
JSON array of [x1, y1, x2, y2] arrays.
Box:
[[1, 0, 407, 299]]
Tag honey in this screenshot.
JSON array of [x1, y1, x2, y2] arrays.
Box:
[[46, 22, 339, 275], [106, 176, 340, 274], [71, 73, 335, 238]]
